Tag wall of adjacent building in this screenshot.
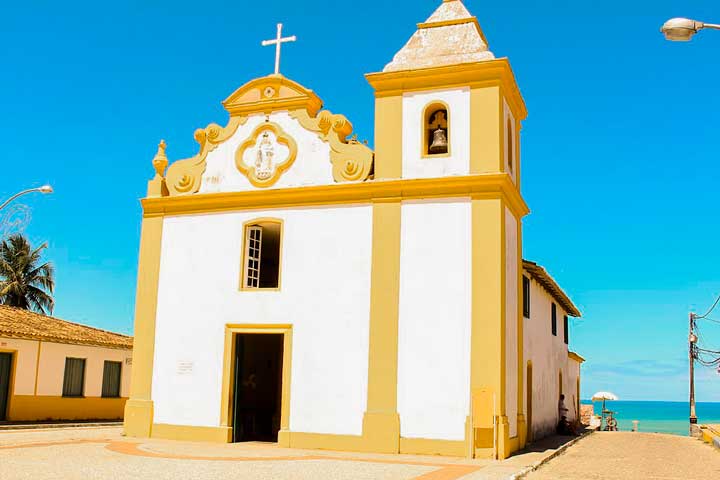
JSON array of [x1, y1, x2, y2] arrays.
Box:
[[522, 275, 575, 441], [152, 205, 373, 436], [0, 337, 132, 421]]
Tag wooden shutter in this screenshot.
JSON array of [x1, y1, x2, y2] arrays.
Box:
[[102, 361, 122, 398], [245, 226, 263, 288], [522, 276, 530, 318], [62, 358, 85, 397], [563, 315, 569, 345], [551, 303, 557, 336]]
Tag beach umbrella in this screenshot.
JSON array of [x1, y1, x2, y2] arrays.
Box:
[[591, 391, 619, 402], [591, 391, 619, 413]]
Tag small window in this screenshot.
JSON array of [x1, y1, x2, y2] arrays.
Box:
[[563, 315, 569, 345], [243, 220, 282, 289], [424, 103, 449, 156], [102, 361, 122, 398], [507, 118, 514, 172], [62, 358, 85, 397], [551, 303, 557, 336], [522, 276, 530, 318]]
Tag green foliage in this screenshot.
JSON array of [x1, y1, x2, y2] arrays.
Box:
[[0, 233, 55, 315]]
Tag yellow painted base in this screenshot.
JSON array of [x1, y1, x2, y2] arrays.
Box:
[[362, 412, 400, 453], [8, 395, 126, 422], [399, 437, 465, 456], [151, 423, 232, 443], [123, 399, 154, 437]]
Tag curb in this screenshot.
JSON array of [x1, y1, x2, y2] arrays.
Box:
[[508, 429, 595, 480], [0, 422, 122, 431]]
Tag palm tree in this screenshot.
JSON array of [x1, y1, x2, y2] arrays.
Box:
[[0, 234, 54, 314]]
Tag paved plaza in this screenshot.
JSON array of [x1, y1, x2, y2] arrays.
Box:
[[526, 431, 720, 480], [0, 427, 576, 480]]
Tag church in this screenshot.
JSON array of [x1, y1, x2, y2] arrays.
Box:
[[124, 0, 584, 460]]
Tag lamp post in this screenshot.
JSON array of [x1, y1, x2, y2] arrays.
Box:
[[0, 185, 53, 212], [661, 18, 720, 41]]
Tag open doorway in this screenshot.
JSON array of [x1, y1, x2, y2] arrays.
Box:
[[231, 334, 284, 442], [0, 352, 12, 421]]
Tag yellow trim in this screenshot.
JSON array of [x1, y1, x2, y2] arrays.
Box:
[[373, 95, 403, 179], [123, 216, 164, 438], [399, 437, 465, 457], [515, 212, 526, 448], [469, 87, 502, 174], [239, 218, 284, 291], [222, 74, 323, 118], [33, 341, 41, 396], [363, 199, 402, 453], [235, 122, 298, 188], [568, 351, 585, 363], [152, 423, 232, 443], [282, 432, 366, 452], [470, 197, 509, 457], [142, 174, 529, 220], [366, 59, 527, 122], [219, 324, 293, 445], [8, 395, 127, 421], [421, 101, 452, 159]]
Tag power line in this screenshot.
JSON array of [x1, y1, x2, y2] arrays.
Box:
[[696, 294, 720, 319]]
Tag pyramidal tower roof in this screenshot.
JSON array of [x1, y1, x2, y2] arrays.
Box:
[[383, 0, 494, 73]]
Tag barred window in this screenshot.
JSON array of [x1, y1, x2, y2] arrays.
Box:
[[102, 361, 122, 398], [62, 358, 85, 397]]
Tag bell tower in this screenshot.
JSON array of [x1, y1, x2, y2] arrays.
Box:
[[366, 0, 529, 459]]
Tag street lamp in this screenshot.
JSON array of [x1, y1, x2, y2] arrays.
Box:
[[661, 17, 720, 42], [0, 185, 53, 212]]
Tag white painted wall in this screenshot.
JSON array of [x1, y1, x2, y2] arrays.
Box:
[[505, 208, 518, 437], [566, 358, 581, 423], [401, 88, 471, 179], [397, 199, 471, 441], [0, 337, 131, 397], [152, 205, 373, 436], [522, 274, 571, 440], [199, 111, 334, 193]]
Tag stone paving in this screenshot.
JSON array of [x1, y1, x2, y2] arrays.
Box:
[[525, 431, 720, 480], [0, 427, 579, 480]]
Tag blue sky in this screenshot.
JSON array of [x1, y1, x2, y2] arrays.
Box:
[[2, 0, 720, 402]]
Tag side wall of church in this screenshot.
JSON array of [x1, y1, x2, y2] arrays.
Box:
[[505, 207, 519, 437], [522, 275, 572, 440], [397, 199, 471, 441], [151, 205, 373, 436]]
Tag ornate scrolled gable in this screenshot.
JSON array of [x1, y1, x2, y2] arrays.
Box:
[[148, 74, 374, 197]]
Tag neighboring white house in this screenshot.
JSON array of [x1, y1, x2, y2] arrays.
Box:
[[0, 305, 132, 422]]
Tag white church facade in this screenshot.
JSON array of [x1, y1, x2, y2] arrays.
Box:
[[124, 0, 583, 459]]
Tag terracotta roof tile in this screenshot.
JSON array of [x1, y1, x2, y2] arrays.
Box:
[[0, 305, 132, 349], [523, 260, 582, 318]]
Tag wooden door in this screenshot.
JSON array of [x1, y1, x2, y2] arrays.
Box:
[[0, 352, 12, 421]]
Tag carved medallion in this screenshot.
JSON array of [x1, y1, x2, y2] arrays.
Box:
[[236, 122, 297, 187]]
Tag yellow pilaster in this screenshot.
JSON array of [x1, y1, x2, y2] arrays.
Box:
[[124, 215, 163, 438], [363, 199, 402, 453], [470, 87, 501, 174], [373, 96, 403, 180], [470, 197, 510, 458], [516, 214, 527, 449]]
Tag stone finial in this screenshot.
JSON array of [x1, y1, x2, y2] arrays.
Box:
[[152, 139, 169, 178]]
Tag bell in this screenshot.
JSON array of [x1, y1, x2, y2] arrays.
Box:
[[429, 128, 448, 154]]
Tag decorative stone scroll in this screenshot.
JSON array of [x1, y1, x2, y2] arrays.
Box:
[[164, 116, 248, 196], [290, 109, 374, 182]]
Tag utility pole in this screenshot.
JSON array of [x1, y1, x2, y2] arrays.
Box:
[[689, 312, 698, 436]]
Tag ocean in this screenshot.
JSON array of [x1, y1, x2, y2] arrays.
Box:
[[581, 400, 720, 436]]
